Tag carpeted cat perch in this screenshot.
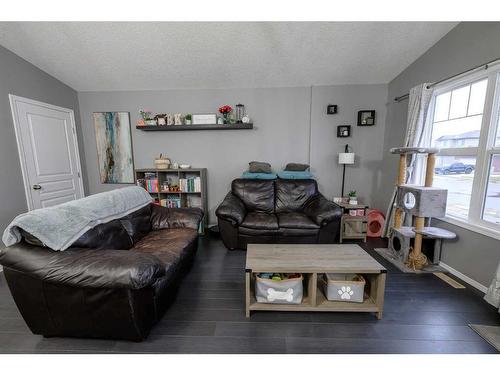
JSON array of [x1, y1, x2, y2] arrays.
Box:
[[387, 147, 456, 271]]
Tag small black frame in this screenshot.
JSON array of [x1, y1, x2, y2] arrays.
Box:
[[327, 104, 338, 114], [358, 110, 376, 126], [337, 125, 351, 138]]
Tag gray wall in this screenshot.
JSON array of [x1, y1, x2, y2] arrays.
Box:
[[0, 45, 86, 245], [78, 84, 387, 223], [310, 85, 387, 204], [378, 22, 500, 287]]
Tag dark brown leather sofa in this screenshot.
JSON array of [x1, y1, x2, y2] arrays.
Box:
[[0, 204, 203, 341], [216, 179, 342, 249]]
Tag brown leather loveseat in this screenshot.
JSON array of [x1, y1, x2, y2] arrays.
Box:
[[0, 204, 203, 341], [216, 179, 342, 249]]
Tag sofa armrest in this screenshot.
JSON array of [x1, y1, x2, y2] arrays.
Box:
[[215, 192, 247, 226], [0, 243, 165, 290], [303, 194, 342, 227], [151, 205, 203, 230]]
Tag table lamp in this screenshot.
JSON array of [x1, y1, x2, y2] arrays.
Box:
[[338, 144, 355, 197]]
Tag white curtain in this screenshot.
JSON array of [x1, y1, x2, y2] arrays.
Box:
[[383, 83, 434, 237], [485, 262, 500, 313]]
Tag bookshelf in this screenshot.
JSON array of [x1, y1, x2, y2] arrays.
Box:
[[135, 168, 208, 234]]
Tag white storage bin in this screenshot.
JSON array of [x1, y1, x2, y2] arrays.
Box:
[[255, 275, 303, 304], [322, 273, 365, 303]]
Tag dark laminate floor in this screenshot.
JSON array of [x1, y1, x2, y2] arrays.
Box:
[[0, 237, 499, 353]]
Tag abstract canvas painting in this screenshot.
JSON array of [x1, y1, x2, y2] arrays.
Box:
[[93, 112, 134, 183]]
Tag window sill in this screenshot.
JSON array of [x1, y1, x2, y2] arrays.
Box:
[[436, 215, 500, 241]]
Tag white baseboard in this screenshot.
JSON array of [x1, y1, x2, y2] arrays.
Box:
[[439, 261, 487, 293]]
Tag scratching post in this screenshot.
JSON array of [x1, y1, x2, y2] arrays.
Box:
[[406, 152, 436, 269], [407, 216, 427, 270], [425, 153, 436, 187], [394, 154, 407, 229]]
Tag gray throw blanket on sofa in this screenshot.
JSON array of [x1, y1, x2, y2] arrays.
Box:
[[2, 186, 152, 251]]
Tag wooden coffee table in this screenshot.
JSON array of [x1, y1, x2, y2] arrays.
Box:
[[245, 244, 386, 319]]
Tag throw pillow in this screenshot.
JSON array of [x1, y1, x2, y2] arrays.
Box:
[[249, 161, 272, 174], [284, 163, 310, 171]]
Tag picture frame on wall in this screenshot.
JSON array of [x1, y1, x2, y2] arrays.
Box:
[[327, 104, 338, 114], [93, 112, 135, 184], [337, 125, 351, 138], [358, 110, 376, 126]]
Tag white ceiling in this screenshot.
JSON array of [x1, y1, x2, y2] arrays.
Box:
[[0, 22, 457, 91]]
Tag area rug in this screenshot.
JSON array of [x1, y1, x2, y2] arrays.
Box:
[[375, 247, 445, 273], [469, 324, 500, 352]]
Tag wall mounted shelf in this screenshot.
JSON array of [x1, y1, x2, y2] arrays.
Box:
[[136, 123, 253, 131]]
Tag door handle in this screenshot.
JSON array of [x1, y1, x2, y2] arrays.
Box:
[[32, 184, 42, 190]]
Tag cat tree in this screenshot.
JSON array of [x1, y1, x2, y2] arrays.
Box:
[[389, 147, 456, 270]]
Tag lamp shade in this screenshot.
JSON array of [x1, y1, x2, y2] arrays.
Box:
[[338, 152, 355, 165]]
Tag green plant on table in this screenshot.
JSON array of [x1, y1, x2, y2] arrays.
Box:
[[348, 190, 357, 197]]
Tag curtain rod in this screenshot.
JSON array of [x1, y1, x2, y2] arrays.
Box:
[[394, 56, 500, 102]]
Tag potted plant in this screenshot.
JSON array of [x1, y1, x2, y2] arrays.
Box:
[[218, 105, 233, 124], [140, 110, 156, 125], [185, 114, 192, 125], [348, 191, 358, 205]]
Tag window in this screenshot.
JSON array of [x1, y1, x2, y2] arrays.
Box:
[[425, 66, 500, 236]]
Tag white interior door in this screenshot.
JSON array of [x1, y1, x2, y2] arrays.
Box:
[[9, 95, 84, 210]]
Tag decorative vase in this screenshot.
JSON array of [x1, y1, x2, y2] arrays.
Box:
[[185, 119, 192, 125], [223, 113, 230, 124], [349, 198, 358, 205]]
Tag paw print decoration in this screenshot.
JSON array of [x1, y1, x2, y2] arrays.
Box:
[[338, 286, 354, 300]]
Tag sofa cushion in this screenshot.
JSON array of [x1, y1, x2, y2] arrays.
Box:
[[275, 179, 318, 213], [232, 179, 275, 213], [277, 212, 320, 229], [120, 205, 152, 243], [71, 219, 133, 250], [239, 227, 278, 236], [241, 212, 279, 230], [132, 228, 198, 271], [278, 227, 319, 237]]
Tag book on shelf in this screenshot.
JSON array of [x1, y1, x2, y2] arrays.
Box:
[[147, 178, 159, 193], [136, 176, 159, 193], [179, 177, 201, 193], [160, 197, 181, 208]]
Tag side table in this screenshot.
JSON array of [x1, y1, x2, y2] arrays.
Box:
[[337, 201, 369, 243]]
